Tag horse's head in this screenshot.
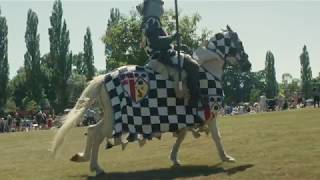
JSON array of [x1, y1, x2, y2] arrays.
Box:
[[194, 25, 251, 72]]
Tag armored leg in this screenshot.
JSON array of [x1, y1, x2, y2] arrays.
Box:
[[183, 56, 201, 107], [156, 51, 201, 107]]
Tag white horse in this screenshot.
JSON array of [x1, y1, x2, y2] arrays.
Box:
[[51, 25, 251, 175]]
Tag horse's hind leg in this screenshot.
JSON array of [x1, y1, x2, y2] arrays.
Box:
[[89, 120, 107, 175], [209, 117, 235, 162], [90, 86, 113, 175], [170, 128, 187, 166], [70, 124, 95, 162]]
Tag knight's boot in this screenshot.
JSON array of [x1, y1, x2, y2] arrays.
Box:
[[184, 57, 201, 107]]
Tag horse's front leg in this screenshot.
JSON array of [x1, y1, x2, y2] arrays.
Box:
[[209, 117, 235, 162], [170, 128, 187, 166]]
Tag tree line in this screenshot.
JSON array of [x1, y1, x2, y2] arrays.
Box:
[[0, 0, 319, 115], [0, 0, 95, 115]]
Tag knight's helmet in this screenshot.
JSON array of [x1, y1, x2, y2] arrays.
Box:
[[136, 0, 164, 49], [136, 0, 164, 16]]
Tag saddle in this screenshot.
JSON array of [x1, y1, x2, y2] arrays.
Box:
[[146, 53, 198, 101]]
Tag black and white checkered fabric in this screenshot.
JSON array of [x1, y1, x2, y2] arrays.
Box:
[[104, 65, 223, 139], [206, 31, 238, 59]]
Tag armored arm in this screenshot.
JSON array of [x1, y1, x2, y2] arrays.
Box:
[[144, 17, 177, 50]]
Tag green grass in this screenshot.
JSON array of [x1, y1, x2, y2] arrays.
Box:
[[1, 108, 320, 180]]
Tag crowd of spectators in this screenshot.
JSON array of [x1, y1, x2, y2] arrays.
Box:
[[0, 108, 99, 134], [0, 111, 54, 133]]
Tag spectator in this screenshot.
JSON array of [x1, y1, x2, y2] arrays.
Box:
[[313, 87, 320, 108], [0, 117, 4, 133], [35, 110, 46, 129], [86, 108, 96, 125], [7, 114, 13, 132], [47, 115, 53, 129], [15, 113, 21, 132], [3, 118, 9, 132]]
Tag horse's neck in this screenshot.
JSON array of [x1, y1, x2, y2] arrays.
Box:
[[201, 60, 224, 80]]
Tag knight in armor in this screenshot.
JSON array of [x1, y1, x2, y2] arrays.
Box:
[[136, 0, 201, 106]]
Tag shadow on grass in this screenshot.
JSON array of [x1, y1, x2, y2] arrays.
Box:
[[84, 164, 254, 180]]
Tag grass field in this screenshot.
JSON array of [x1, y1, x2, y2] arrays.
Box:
[[0, 108, 320, 180]]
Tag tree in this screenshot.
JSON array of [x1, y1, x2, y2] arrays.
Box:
[[107, 8, 120, 30], [0, 8, 9, 112], [222, 66, 254, 104], [67, 73, 87, 106], [282, 73, 293, 86], [162, 10, 211, 50], [83, 27, 95, 81], [8, 68, 28, 109], [103, 10, 146, 70], [40, 53, 55, 108], [300, 45, 312, 98], [279, 73, 293, 98], [48, 0, 72, 112], [264, 51, 278, 98], [72, 52, 84, 74], [248, 70, 266, 103], [24, 9, 42, 103]]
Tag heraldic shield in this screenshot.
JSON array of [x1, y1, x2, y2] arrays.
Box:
[[119, 67, 150, 103]]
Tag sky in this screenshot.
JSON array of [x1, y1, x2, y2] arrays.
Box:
[[1, 0, 320, 81]]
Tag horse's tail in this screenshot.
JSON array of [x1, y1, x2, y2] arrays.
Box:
[[51, 75, 105, 156]]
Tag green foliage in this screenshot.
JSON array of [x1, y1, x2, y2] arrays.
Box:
[[0, 9, 9, 111], [103, 11, 147, 70], [249, 88, 262, 103], [40, 53, 56, 107], [83, 27, 95, 81], [278, 73, 301, 99], [312, 76, 320, 90], [48, 0, 72, 112], [72, 52, 84, 74], [264, 51, 278, 98], [162, 10, 211, 51], [67, 73, 87, 106], [223, 66, 244, 104], [246, 70, 266, 103], [222, 69, 266, 104], [223, 66, 256, 104], [22, 97, 38, 112], [8, 68, 27, 109], [107, 8, 120, 30], [4, 98, 16, 113], [300, 45, 313, 98], [24, 9, 42, 103]]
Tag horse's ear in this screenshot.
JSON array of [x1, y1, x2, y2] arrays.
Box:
[[226, 25, 232, 32], [136, 3, 143, 15], [201, 40, 209, 47]]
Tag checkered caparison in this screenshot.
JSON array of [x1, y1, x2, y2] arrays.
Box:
[[104, 65, 223, 139]]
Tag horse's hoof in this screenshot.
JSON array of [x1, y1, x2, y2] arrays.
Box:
[[222, 156, 236, 162], [105, 142, 113, 149], [138, 139, 146, 147], [121, 142, 128, 151], [70, 154, 79, 162], [96, 170, 106, 177], [171, 162, 181, 168]]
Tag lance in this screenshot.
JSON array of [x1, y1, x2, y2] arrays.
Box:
[[174, 0, 183, 91]]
